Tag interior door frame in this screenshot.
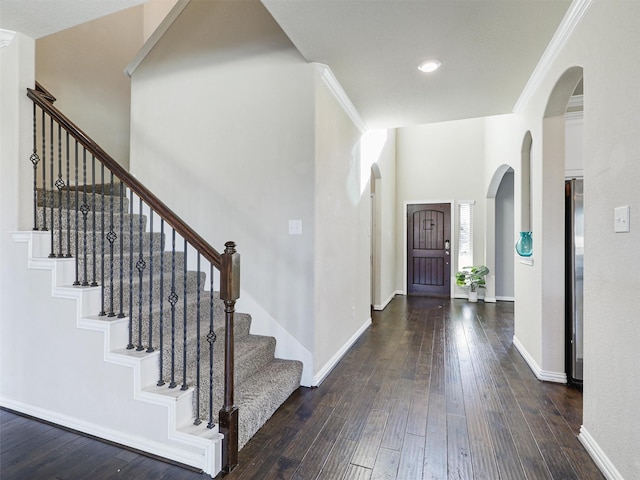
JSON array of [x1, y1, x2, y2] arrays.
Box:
[[403, 199, 455, 297]]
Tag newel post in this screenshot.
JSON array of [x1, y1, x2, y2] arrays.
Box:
[[219, 241, 240, 473]]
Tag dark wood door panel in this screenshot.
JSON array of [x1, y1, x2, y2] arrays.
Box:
[[408, 203, 451, 296]]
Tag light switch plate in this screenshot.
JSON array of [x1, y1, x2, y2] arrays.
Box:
[[288, 219, 303, 235], [614, 205, 630, 233]]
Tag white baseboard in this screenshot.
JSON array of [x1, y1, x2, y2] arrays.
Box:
[[496, 296, 515, 302], [0, 397, 219, 471], [312, 317, 371, 386], [373, 290, 402, 311], [579, 426, 624, 480], [512, 335, 567, 383]]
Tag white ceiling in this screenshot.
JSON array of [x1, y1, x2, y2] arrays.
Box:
[[262, 0, 573, 129], [0, 0, 147, 39], [1, 0, 573, 129]]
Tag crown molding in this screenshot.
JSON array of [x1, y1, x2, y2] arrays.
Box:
[[315, 63, 368, 134], [513, 0, 594, 113], [125, 0, 191, 77], [0, 29, 16, 48]]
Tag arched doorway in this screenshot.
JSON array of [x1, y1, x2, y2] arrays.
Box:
[[539, 66, 584, 381], [370, 164, 382, 310], [486, 164, 515, 302]]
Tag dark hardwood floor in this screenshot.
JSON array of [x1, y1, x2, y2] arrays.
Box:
[[1, 297, 603, 480]]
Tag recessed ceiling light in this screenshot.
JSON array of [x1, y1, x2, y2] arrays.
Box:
[[418, 60, 441, 73]]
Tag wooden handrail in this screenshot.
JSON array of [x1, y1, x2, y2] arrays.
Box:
[[35, 81, 57, 103], [27, 86, 222, 270]]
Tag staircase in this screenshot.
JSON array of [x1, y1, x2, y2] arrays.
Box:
[[36, 188, 302, 448], [21, 84, 302, 476]]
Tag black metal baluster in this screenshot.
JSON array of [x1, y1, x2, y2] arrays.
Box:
[[41, 109, 48, 232], [99, 164, 106, 317], [136, 197, 145, 351], [127, 193, 135, 350], [55, 123, 64, 257], [48, 116, 55, 257], [207, 263, 217, 429], [73, 141, 80, 286], [107, 173, 116, 316], [80, 149, 89, 286], [147, 210, 154, 353], [181, 239, 188, 391], [118, 183, 125, 318], [90, 156, 98, 287], [30, 103, 40, 231], [194, 253, 202, 425], [65, 133, 71, 257], [157, 219, 166, 387], [168, 229, 177, 389]]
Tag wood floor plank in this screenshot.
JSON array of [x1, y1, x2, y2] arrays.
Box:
[[350, 409, 389, 470], [396, 432, 424, 479], [318, 437, 358, 480], [446, 414, 474, 480], [291, 412, 347, 479], [343, 464, 372, 480], [380, 379, 411, 451], [370, 447, 400, 480], [423, 393, 447, 480]]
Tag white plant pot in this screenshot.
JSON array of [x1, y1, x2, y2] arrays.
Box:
[[468, 290, 478, 303]]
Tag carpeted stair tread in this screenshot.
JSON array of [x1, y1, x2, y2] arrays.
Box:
[[174, 333, 276, 392], [50, 230, 165, 257], [75, 250, 186, 285], [233, 358, 303, 448], [37, 206, 146, 231]]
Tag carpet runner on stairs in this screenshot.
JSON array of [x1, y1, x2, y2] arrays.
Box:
[[37, 187, 302, 449]]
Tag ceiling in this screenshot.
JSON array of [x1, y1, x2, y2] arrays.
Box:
[[261, 0, 573, 129], [0, 0, 147, 39], [1, 0, 573, 129]]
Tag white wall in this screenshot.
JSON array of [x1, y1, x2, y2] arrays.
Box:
[[130, 0, 315, 357], [482, 2, 640, 477], [143, 0, 179, 41], [1, 32, 36, 335], [574, 4, 640, 477], [314, 72, 371, 374], [36, 7, 144, 168], [374, 130, 398, 309], [129, 0, 371, 384], [396, 118, 486, 295]]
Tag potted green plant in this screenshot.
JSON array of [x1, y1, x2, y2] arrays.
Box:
[[455, 265, 489, 302]]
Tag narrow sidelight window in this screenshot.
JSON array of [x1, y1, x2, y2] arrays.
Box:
[[458, 201, 474, 268]]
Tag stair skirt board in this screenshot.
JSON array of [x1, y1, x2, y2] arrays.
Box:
[[9, 230, 302, 476]]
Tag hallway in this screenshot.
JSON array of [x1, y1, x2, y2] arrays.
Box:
[[225, 297, 602, 479], [1, 297, 603, 479]]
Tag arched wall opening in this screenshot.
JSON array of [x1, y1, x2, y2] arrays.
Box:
[[485, 164, 515, 302], [521, 131, 533, 232], [370, 164, 382, 309], [538, 66, 584, 381]]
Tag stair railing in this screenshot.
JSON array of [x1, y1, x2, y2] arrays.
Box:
[[26, 83, 239, 472]]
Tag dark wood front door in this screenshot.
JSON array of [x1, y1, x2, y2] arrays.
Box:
[[407, 203, 451, 296]]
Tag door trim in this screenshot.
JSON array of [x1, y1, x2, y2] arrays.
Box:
[[403, 200, 454, 297]]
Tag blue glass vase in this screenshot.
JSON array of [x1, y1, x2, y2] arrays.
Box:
[[515, 231, 533, 257]]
